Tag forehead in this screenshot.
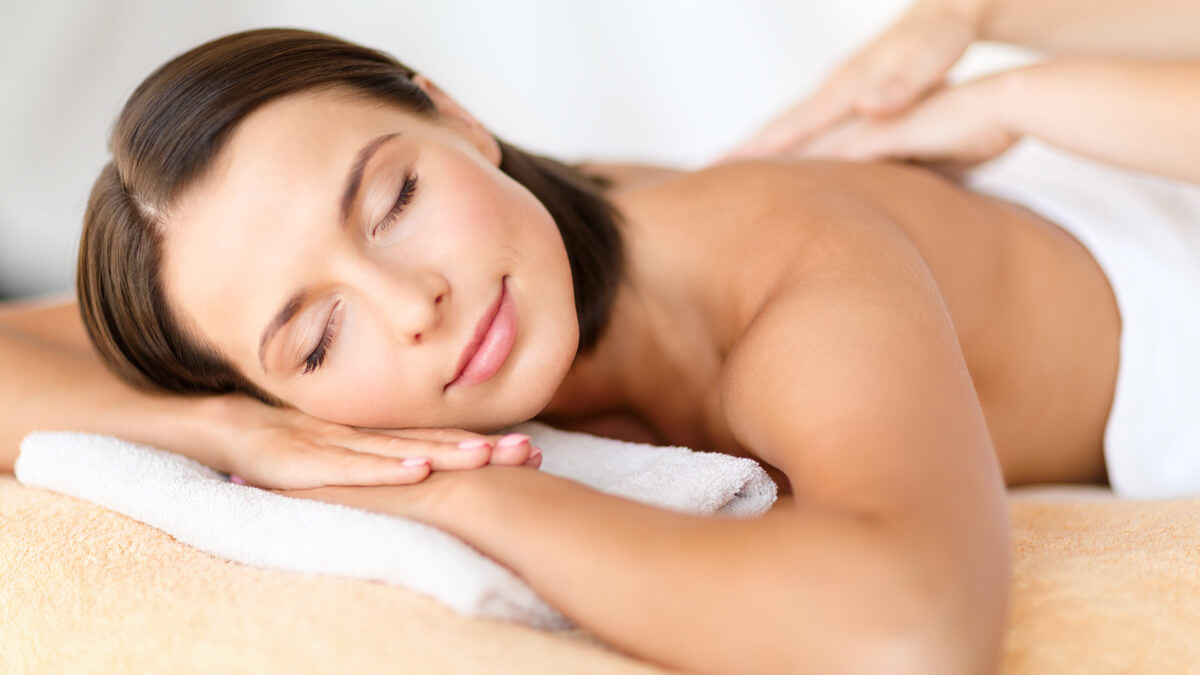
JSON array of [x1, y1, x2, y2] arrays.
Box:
[[221, 88, 425, 177], [160, 89, 423, 365]]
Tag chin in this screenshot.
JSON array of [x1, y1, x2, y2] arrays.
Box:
[[477, 323, 577, 431]]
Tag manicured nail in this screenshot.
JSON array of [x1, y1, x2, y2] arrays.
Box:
[[497, 433, 530, 448], [457, 439, 491, 451], [403, 457, 430, 467], [529, 447, 542, 459], [229, 474, 246, 485]]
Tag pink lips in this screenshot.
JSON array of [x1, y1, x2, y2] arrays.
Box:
[[446, 278, 517, 390]]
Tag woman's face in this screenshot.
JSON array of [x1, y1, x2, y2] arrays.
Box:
[[161, 85, 579, 431]]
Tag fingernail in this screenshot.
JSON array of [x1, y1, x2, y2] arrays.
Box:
[[497, 433, 530, 448], [229, 474, 246, 485], [403, 457, 431, 467], [530, 447, 542, 459], [457, 439, 491, 451]]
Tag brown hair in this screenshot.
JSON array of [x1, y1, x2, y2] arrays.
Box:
[[78, 28, 623, 406]]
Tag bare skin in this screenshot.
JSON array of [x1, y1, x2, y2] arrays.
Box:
[[566, 158, 1119, 495], [273, 147, 1115, 673], [0, 86, 1120, 673]]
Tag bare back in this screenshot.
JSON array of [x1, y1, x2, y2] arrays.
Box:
[[566, 160, 1120, 492]]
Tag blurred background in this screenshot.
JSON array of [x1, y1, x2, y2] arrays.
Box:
[[0, 0, 1032, 300]]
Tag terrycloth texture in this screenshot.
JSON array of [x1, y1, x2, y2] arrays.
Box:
[[5, 479, 1200, 674], [1005, 487, 1200, 673], [13, 422, 777, 630]]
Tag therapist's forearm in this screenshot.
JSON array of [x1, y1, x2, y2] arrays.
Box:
[[971, 0, 1200, 58], [998, 59, 1200, 185], [0, 296, 224, 473]]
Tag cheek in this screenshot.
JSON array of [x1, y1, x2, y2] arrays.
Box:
[[290, 321, 439, 428]]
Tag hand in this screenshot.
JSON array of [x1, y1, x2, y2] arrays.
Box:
[[721, 0, 984, 161], [793, 74, 1019, 171], [269, 463, 521, 528], [198, 394, 542, 490]]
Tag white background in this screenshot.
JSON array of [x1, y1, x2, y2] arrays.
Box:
[[0, 0, 1031, 299]]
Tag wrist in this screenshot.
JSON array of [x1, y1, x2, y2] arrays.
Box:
[[424, 465, 574, 539], [427, 463, 506, 528], [185, 393, 294, 472], [990, 63, 1042, 139], [125, 392, 246, 472]]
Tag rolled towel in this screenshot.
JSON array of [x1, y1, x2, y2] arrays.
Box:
[[14, 421, 776, 629]]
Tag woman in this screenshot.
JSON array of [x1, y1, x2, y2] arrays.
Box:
[[0, 26, 1189, 675]]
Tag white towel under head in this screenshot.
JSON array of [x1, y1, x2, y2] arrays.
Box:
[[15, 421, 776, 630]]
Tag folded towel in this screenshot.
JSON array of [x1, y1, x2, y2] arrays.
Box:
[[14, 421, 776, 630]]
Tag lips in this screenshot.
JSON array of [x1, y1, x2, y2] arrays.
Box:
[[446, 278, 517, 390]]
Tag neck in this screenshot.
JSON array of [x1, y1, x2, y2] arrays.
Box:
[[539, 272, 722, 439]]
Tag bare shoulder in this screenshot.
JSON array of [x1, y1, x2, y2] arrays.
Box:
[[679, 164, 1007, 517], [613, 160, 893, 319]]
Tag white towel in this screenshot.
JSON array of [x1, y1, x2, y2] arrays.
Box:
[[14, 421, 776, 630]]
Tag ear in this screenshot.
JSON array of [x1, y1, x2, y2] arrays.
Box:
[[413, 74, 502, 167]]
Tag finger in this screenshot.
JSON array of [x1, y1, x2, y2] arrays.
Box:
[[720, 82, 857, 162], [344, 430, 545, 471], [333, 433, 496, 471], [856, 72, 949, 120], [856, 77, 922, 118], [836, 125, 908, 162], [791, 115, 877, 160], [488, 433, 535, 466], [855, 50, 950, 119], [357, 426, 507, 446], [251, 445, 434, 489], [521, 446, 543, 469]]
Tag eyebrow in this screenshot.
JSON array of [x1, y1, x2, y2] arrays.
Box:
[[340, 132, 401, 224], [258, 286, 314, 374], [257, 131, 400, 373]]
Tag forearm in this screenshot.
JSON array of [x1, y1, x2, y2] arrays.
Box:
[[974, 0, 1200, 58], [997, 58, 1200, 184], [431, 468, 1005, 675], [0, 296, 227, 473]]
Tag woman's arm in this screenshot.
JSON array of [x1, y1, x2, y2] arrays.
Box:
[[0, 294, 222, 472], [284, 203, 1011, 674], [0, 295, 537, 482]]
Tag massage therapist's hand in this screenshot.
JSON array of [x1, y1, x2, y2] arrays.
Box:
[[721, 0, 984, 161], [200, 393, 542, 490], [792, 73, 1018, 173]]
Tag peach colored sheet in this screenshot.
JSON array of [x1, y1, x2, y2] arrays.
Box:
[[2, 476, 1198, 674]]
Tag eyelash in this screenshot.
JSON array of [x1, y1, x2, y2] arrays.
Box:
[[301, 173, 418, 375], [372, 172, 419, 238], [298, 172, 417, 372], [302, 301, 340, 375]]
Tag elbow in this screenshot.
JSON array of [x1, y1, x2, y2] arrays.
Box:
[[785, 539, 1011, 675], [847, 557, 1010, 675], [790, 587, 1006, 675]]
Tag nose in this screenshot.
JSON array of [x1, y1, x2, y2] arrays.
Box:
[[366, 267, 450, 346]]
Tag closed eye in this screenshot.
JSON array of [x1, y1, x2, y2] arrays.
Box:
[[372, 173, 419, 238], [302, 300, 342, 375]]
